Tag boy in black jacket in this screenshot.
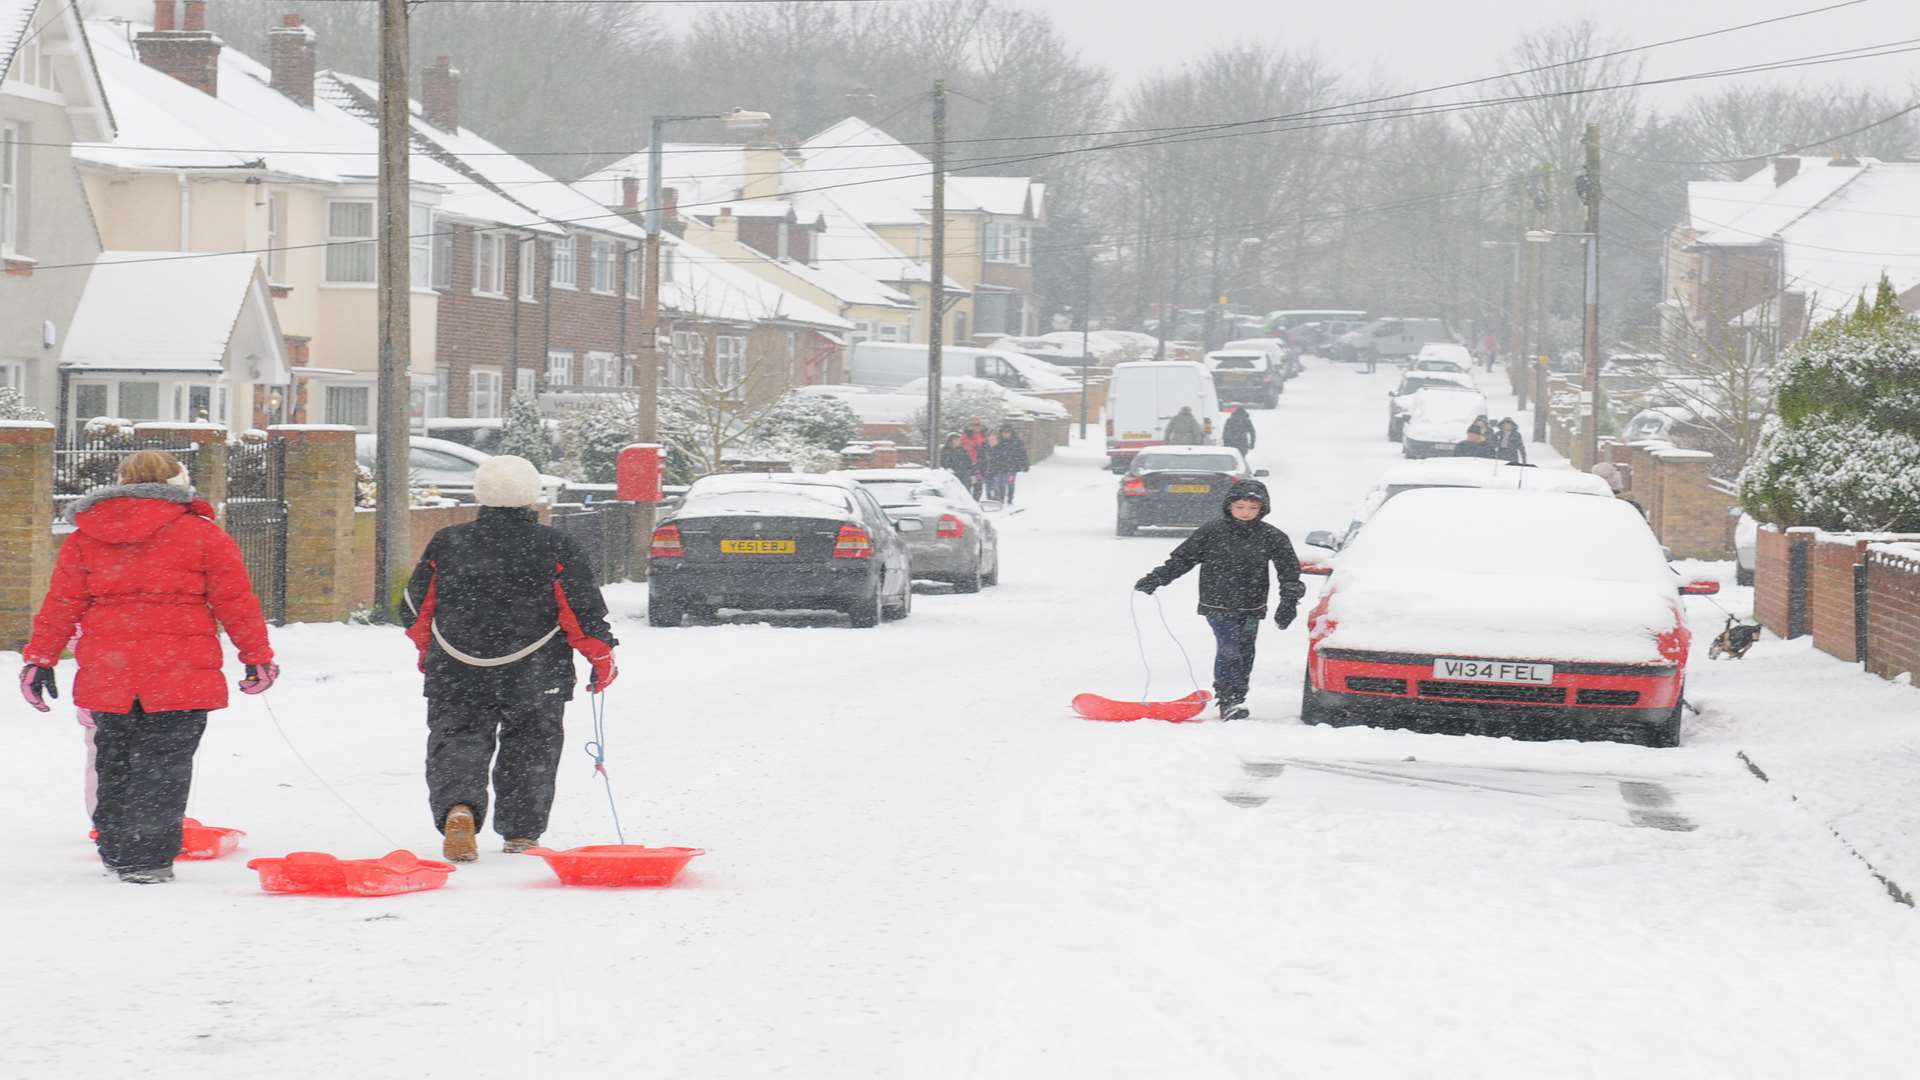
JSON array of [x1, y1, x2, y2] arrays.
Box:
[[1134, 479, 1305, 720]]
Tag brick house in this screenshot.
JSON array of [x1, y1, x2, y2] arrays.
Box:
[[1664, 156, 1920, 360]]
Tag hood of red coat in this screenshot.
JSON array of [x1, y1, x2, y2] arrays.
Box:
[[69, 483, 214, 544]]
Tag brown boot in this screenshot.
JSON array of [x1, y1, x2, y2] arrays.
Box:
[[502, 838, 538, 854], [442, 805, 478, 863]]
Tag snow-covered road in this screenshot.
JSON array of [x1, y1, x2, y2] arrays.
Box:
[[7, 358, 1918, 1078]]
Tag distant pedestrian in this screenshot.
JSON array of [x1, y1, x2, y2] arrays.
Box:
[[988, 423, 1030, 506], [1492, 417, 1528, 464], [1221, 405, 1256, 456], [961, 417, 991, 498], [21, 450, 277, 885], [983, 431, 1006, 502], [1163, 406, 1205, 445], [1134, 480, 1305, 721], [939, 432, 973, 481], [1453, 427, 1498, 459], [405, 456, 618, 863]]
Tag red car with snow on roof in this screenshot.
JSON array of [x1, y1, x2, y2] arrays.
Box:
[[1299, 488, 1720, 747]]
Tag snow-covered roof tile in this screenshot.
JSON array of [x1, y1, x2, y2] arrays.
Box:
[[1694, 160, 1871, 246], [662, 233, 853, 331], [61, 251, 274, 372], [574, 143, 749, 217], [1, 0, 37, 81], [1776, 162, 1920, 322]]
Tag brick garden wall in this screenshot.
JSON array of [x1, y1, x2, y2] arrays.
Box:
[[1810, 536, 1873, 662], [1754, 525, 1794, 638], [1864, 545, 1920, 681]]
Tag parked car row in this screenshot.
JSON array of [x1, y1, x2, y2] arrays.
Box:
[[646, 468, 1002, 629]]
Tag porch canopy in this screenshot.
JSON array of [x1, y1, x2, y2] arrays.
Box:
[[60, 251, 290, 384]]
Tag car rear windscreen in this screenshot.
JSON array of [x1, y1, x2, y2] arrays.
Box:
[[1135, 453, 1239, 472], [857, 480, 932, 506]]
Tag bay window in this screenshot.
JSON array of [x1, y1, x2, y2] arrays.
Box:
[[470, 369, 502, 418]]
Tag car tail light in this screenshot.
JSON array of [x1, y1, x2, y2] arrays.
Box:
[[833, 525, 873, 559], [1121, 477, 1147, 497], [649, 524, 683, 558], [937, 514, 965, 538]]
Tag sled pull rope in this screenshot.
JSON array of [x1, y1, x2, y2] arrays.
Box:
[[582, 691, 626, 844], [1128, 590, 1204, 702], [261, 696, 400, 848]]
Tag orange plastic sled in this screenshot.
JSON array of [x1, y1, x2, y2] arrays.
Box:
[[87, 817, 245, 860], [246, 850, 456, 897], [1071, 690, 1212, 723], [521, 845, 704, 887]]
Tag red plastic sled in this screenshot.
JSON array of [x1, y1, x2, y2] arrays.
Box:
[[521, 845, 704, 887], [1071, 690, 1212, 723], [87, 817, 245, 860], [246, 850, 457, 897]]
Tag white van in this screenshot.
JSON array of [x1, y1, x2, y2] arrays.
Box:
[[1104, 361, 1220, 470], [848, 342, 1076, 392]]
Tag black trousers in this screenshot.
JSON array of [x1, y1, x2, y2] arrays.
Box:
[[92, 705, 209, 872], [425, 697, 567, 839]]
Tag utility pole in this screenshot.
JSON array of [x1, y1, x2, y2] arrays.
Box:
[[926, 80, 947, 451], [372, 0, 411, 622], [1530, 165, 1551, 445], [1578, 123, 1603, 470], [1078, 255, 1093, 439]]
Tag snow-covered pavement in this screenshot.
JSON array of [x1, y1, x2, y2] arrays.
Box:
[[7, 357, 1919, 1078]]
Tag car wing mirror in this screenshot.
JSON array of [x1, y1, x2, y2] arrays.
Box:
[[1679, 579, 1720, 595], [1303, 530, 1339, 551]]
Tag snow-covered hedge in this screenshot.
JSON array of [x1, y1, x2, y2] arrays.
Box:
[[0, 387, 45, 423], [498, 397, 553, 469], [754, 392, 860, 452], [1742, 278, 1920, 531], [912, 385, 1009, 446]]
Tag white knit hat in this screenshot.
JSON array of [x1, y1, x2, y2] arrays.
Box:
[[474, 455, 542, 507]]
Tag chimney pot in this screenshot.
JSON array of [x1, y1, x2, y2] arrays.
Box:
[[1773, 156, 1801, 187], [621, 175, 640, 210], [182, 0, 207, 32], [269, 11, 317, 108], [423, 56, 461, 134], [136, 2, 220, 96], [282, 14, 301, 27], [153, 0, 176, 31]]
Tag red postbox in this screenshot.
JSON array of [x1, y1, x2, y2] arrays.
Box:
[[616, 443, 664, 504]]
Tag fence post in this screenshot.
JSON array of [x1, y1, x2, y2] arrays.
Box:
[[136, 423, 228, 511], [0, 423, 56, 651], [1854, 560, 1870, 666], [1786, 527, 1816, 640], [270, 425, 358, 623]]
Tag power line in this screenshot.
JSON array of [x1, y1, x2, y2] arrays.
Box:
[[1609, 100, 1920, 166], [27, 32, 1920, 272], [48, 0, 1880, 161]]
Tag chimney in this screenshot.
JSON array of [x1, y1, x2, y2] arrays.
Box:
[[714, 206, 740, 245], [844, 86, 879, 117], [423, 56, 460, 134], [742, 141, 785, 202], [1773, 156, 1801, 187], [661, 187, 682, 235], [137, 0, 222, 96], [268, 15, 316, 108], [621, 174, 640, 211]]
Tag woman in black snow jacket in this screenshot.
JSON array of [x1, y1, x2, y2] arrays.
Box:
[[1134, 479, 1305, 720], [939, 433, 974, 479]]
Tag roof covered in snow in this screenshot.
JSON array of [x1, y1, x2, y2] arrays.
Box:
[[1693, 158, 1876, 247], [662, 232, 852, 331], [794, 117, 1043, 226], [5, 1, 113, 140], [61, 251, 288, 378], [2, 0, 40, 85], [574, 143, 749, 217]]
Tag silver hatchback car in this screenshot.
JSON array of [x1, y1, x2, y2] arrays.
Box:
[[837, 468, 1001, 593]]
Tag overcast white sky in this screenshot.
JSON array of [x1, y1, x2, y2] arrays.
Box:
[[1004, 0, 1918, 104]]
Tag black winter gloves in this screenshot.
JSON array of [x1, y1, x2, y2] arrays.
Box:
[[1134, 576, 1159, 595], [1273, 602, 1299, 630]]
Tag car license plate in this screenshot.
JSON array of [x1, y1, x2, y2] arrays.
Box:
[[1123, 431, 1155, 440], [1434, 658, 1555, 685], [1168, 484, 1211, 494], [720, 539, 796, 555]]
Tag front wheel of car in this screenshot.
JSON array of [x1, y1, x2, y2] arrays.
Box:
[[848, 585, 884, 629], [1644, 695, 1684, 748], [1300, 669, 1331, 726]]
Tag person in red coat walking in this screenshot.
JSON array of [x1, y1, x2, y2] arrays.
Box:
[[20, 450, 276, 884]]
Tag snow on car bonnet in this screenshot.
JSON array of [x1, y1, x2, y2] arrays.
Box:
[[1321, 489, 1683, 664]]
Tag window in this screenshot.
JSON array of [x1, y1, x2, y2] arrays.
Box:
[[953, 311, 968, 344], [73, 383, 108, 423], [118, 381, 160, 421], [325, 386, 371, 428], [985, 222, 1032, 266], [515, 368, 537, 397], [550, 235, 576, 288], [715, 335, 745, 389], [669, 331, 701, 388], [662, 245, 676, 283], [431, 216, 452, 290], [0, 361, 23, 393], [427, 368, 448, 419], [265, 192, 286, 281], [625, 246, 642, 298], [470, 369, 502, 418], [776, 221, 790, 261], [325, 200, 375, 283], [876, 323, 902, 342], [546, 350, 574, 386], [7, 25, 58, 92], [851, 321, 872, 344], [473, 232, 505, 296], [412, 205, 434, 289], [2, 123, 25, 256], [582, 351, 616, 387], [517, 239, 538, 302], [590, 239, 616, 294]]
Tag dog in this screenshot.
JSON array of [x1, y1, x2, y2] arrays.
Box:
[[1709, 616, 1762, 660]]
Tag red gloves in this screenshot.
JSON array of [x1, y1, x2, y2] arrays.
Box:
[[578, 639, 617, 693]]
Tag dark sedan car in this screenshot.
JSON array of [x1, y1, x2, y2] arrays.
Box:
[[647, 474, 915, 628], [1116, 447, 1266, 536]]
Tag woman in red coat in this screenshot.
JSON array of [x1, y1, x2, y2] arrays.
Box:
[[20, 450, 277, 884]]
